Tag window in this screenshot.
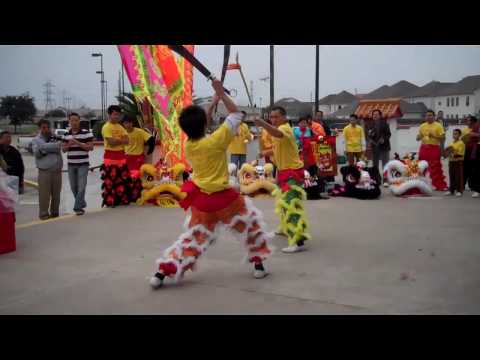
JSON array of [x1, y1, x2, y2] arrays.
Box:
[[456, 97, 459, 106], [338, 105, 342, 110], [456, 114, 459, 120], [466, 96, 470, 106], [438, 101, 442, 106], [447, 98, 450, 107]]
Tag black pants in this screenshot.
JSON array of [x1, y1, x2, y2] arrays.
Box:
[[464, 147, 480, 192], [449, 161, 464, 194]]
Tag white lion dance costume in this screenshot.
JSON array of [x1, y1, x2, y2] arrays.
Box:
[[383, 155, 433, 196]]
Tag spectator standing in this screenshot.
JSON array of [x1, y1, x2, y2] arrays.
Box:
[[371, 109, 391, 185], [228, 111, 252, 169], [0, 130, 25, 194], [461, 115, 480, 197], [62, 113, 94, 215], [31, 120, 63, 220], [444, 128, 465, 196], [343, 114, 365, 165], [313, 111, 331, 136], [416, 109, 448, 191]]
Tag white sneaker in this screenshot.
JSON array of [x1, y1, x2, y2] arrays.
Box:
[[253, 269, 268, 279], [383, 182, 389, 188], [455, 192, 463, 197], [281, 244, 305, 253], [444, 191, 453, 196], [472, 192, 479, 198], [149, 274, 164, 289]]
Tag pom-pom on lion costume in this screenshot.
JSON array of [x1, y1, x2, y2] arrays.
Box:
[[237, 161, 277, 198], [137, 162, 188, 207]]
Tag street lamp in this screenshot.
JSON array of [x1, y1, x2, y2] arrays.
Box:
[[91, 52, 105, 121]]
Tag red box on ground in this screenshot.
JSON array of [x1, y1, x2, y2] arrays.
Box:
[[0, 212, 16, 254]]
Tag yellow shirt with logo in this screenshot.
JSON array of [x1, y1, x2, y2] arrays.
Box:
[[102, 122, 128, 151], [186, 113, 243, 193], [125, 127, 152, 156], [228, 123, 252, 155], [271, 123, 304, 171], [419, 121, 445, 146], [343, 124, 365, 153], [447, 140, 465, 162]]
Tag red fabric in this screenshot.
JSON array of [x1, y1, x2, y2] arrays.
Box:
[[418, 144, 448, 190], [179, 181, 240, 213], [104, 150, 126, 166], [126, 154, 145, 174], [0, 212, 16, 254], [299, 128, 316, 168], [277, 168, 305, 192], [159, 262, 178, 276]]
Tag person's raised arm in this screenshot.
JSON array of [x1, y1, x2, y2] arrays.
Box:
[[212, 78, 238, 114], [206, 94, 220, 127], [253, 118, 284, 138]]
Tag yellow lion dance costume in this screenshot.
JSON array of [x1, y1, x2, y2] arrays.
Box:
[[237, 162, 277, 198], [137, 163, 187, 208]]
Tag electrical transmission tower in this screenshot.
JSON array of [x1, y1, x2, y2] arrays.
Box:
[[43, 80, 55, 113]]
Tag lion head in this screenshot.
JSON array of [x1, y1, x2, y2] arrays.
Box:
[[237, 162, 277, 198]]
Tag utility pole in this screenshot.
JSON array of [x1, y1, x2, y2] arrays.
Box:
[[43, 80, 55, 113], [269, 45, 274, 108], [315, 45, 319, 114]]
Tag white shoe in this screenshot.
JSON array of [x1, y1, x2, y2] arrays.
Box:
[[444, 191, 453, 196], [455, 192, 463, 197], [472, 192, 479, 198], [149, 274, 164, 289], [383, 183, 389, 188], [281, 244, 305, 253], [253, 269, 268, 279]]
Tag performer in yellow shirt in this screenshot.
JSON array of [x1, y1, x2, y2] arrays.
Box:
[[122, 116, 154, 174], [444, 128, 465, 196], [149, 79, 273, 289], [416, 109, 448, 191], [343, 114, 366, 165], [228, 111, 252, 169], [254, 106, 311, 254], [100, 105, 131, 207]]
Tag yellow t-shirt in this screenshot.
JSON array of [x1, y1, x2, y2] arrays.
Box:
[[102, 122, 128, 151], [125, 128, 152, 156], [260, 128, 273, 151], [419, 121, 445, 146], [186, 123, 235, 193], [447, 140, 465, 162], [343, 124, 365, 153], [271, 123, 304, 171], [228, 123, 252, 155]]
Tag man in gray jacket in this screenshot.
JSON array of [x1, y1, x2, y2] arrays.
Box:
[[31, 119, 63, 220]]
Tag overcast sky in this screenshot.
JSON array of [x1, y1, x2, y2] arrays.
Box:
[[1, 45, 479, 110]]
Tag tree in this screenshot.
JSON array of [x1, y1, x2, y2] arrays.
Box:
[[116, 92, 142, 126], [45, 108, 66, 118], [0, 94, 37, 133]]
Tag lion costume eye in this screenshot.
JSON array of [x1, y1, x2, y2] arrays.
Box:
[[147, 175, 154, 182]]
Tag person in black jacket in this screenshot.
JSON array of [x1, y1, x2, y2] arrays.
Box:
[[0, 130, 25, 194], [370, 110, 391, 185]]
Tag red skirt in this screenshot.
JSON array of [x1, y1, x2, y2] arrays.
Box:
[[126, 154, 145, 176], [179, 181, 240, 213], [418, 144, 448, 190]]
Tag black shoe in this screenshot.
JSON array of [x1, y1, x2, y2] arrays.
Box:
[[74, 209, 85, 216]]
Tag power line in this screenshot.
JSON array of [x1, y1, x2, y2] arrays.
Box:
[[43, 80, 55, 113]]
